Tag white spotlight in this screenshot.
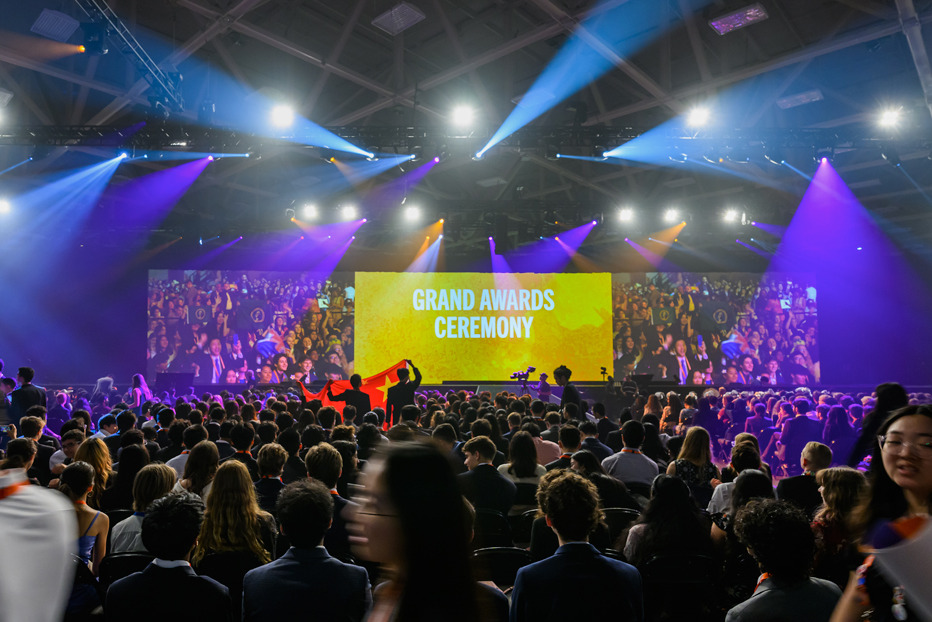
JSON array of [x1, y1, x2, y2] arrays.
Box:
[[879, 107, 902, 129], [0, 199, 10, 214], [302, 203, 318, 220], [403, 205, 421, 222], [663, 209, 679, 223], [686, 107, 710, 127], [617, 207, 634, 222], [451, 105, 475, 128], [270, 104, 295, 128], [341, 204, 358, 220], [723, 208, 739, 223]]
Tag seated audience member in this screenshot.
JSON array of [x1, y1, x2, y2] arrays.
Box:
[[192, 461, 276, 618], [306, 442, 355, 561], [254, 442, 288, 514], [667, 425, 720, 507], [744, 402, 771, 438], [174, 440, 219, 499], [511, 469, 644, 621], [1, 438, 38, 484], [708, 441, 763, 514], [331, 439, 359, 498], [242, 480, 371, 622], [74, 436, 112, 509], [110, 463, 176, 554], [712, 469, 775, 610], [545, 425, 582, 471], [60, 462, 110, 575], [347, 442, 506, 621], [106, 492, 234, 622], [570, 449, 640, 511], [810, 467, 867, 589], [0, 460, 76, 622], [776, 441, 832, 518], [725, 499, 841, 621], [522, 422, 561, 465], [777, 398, 823, 474], [155, 419, 187, 462], [497, 431, 546, 515], [18, 416, 55, 486], [720, 433, 773, 482], [49, 429, 85, 478], [459, 435, 517, 516], [602, 421, 660, 488], [578, 420, 613, 462], [101, 444, 150, 511], [277, 428, 307, 484], [431, 423, 466, 474], [166, 424, 209, 479], [623, 475, 713, 568], [220, 423, 260, 481], [104, 410, 138, 461]]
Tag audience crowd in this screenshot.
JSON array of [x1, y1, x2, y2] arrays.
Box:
[[0, 356, 928, 622], [146, 271, 355, 386], [612, 273, 819, 387]]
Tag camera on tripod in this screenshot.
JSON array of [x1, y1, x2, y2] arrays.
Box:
[[510, 366, 536, 382]]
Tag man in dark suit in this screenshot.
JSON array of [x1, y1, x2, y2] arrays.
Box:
[[579, 421, 613, 462], [305, 442, 356, 562], [104, 411, 137, 462], [510, 469, 644, 621], [242, 479, 370, 621], [540, 412, 562, 443], [219, 424, 259, 481], [671, 339, 699, 385], [9, 367, 46, 428], [545, 425, 582, 471], [778, 398, 823, 474], [327, 374, 372, 417], [553, 365, 582, 413], [458, 436, 516, 516], [385, 360, 421, 428], [105, 492, 233, 622], [776, 441, 832, 518], [18, 415, 55, 486]]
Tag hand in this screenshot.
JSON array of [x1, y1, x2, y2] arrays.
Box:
[[406, 359, 413, 366], [711, 478, 722, 488], [6, 424, 16, 440]]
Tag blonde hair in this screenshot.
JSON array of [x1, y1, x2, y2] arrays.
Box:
[[256, 442, 288, 477], [74, 437, 111, 507], [802, 441, 833, 472], [132, 464, 176, 512], [677, 426, 711, 466], [192, 461, 271, 565]]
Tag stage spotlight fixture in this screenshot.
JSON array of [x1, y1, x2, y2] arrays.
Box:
[[0, 199, 10, 214], [451, 105, 475, 128], [663, 209, 679, 223], [617, 207, 634, 222], [207, 155, 214, 161], [686, 107, 710, 127], [723, 208, 739, 223], [404, 205, 421, 222], [341, 204, 358, 220], [119, 152, 128, 159], [270, 104, 295, 128], [302, 203, 318, 220], [285, 208, 296, 220], [879, 108, 902, 129]]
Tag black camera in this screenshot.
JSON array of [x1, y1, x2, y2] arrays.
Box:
[[510, 365, 536, 381]]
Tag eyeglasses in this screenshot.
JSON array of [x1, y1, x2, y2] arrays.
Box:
[[878, 435, 932, 458]]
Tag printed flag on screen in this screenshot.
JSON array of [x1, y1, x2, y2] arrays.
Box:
[[298, 360, 409, 428], [720, 330, 751, 361]]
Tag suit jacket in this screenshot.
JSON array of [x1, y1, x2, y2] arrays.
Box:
[[458, 463, 517, 516], [29, 441, 56, 486], [9, 383, 47, 427], [724, 576, 840, 622], [780, 416, 823, 467], [545, 455, 573, 472], [104, 432, 125, 462], [242, 546, 371, 622], [105, 563, 233, 622], [775, 474, 823, 519], [384, 367, 421, 427], [559, 383, 582, 411], [220, 451, 259, 481], [581, 437, 613, 462], [511, 542, 644, 622], [328, 388, 372, 417], [540, 426, 560, 443]]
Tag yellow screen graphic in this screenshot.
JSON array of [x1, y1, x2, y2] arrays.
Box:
[[355, 272, 613, 383]]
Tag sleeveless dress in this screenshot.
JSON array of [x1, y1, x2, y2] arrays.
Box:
[[77, 511, 101, 563]]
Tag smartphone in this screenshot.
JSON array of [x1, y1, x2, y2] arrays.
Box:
[[697, 335, 704, 347], [0, 425, 8, 433]]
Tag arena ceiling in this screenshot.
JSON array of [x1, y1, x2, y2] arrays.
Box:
[[1, 0, 932, 262]]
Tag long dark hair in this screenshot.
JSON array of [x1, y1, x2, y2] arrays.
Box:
[[854, 405, 932, 537], [380, 443, 478, 622], [625, 475, 710, 567], [111, 445, 150, 502], [507, 431, 539, 479]]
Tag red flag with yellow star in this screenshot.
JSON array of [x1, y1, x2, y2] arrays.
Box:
[[298, 360, 409, 417]]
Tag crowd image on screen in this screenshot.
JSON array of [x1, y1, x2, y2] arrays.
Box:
[[146, 271, 356, 386], [611, 272, 819, 387]]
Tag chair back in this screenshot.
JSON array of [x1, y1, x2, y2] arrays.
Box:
[[473, 508, 513, 548], [194, 550, 265, 620], [104, 509, 136, 555], [513, 482, 538, 508], [472, 547, 532, 589], [602, 507, 640, 543], [509, 509, 538, 548], [623, 481, 652, 499]]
